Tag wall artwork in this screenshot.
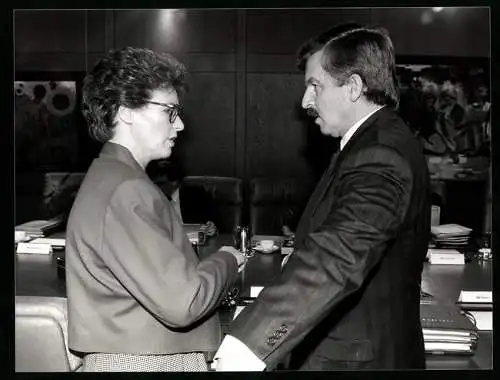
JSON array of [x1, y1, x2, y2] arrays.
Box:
[[14, 80, 79, 171]]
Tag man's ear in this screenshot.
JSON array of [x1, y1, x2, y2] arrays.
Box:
[[347, 74, 365, 102], [117, 106, 133, 124]]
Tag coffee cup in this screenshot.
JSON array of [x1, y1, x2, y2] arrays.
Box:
[[260, 240, 274, 251]]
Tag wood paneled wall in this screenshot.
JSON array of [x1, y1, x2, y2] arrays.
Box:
[[14, 8, 490, 182]]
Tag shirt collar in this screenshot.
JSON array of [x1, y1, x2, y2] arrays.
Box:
[[340, 106, 384, 151]]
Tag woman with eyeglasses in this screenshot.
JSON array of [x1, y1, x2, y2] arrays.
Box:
[[65, 47, 246, 372]]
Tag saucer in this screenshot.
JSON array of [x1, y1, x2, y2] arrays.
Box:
[[254, 243, 280, 253]]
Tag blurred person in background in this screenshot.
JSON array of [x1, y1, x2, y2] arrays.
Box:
[[436, 81, 465, 154], [414, 81, 448, 155]]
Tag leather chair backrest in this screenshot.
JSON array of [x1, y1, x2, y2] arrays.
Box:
[[180, 176, 244, 233], [249, 177, 314, 235], [15, 296, 82, 372]]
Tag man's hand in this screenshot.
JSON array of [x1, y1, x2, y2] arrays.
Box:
[[220, 246, 247, 272]]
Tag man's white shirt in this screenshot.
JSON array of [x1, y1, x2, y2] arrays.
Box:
[[340, 106, 383, 151], [213, 106, 383, 371]]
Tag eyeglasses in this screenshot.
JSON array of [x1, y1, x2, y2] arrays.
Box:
[[145, 101, 182, 124]]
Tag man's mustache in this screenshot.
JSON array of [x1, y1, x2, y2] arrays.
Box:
[[306, 108, 319, 118]]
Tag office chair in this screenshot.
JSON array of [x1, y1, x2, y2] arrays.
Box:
[[15, 296, 82, 372]]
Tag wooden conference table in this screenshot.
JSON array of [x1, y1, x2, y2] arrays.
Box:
[[15, 233, 492, 370]]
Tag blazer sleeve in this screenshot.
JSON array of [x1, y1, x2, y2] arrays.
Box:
[[100, 178, 239, 329], [229, 145, 414, 366]]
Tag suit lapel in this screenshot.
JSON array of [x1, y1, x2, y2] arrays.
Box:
[[339, 106, 389, 159], [295, 151, 339, 241], [295, 107, 388, 240], [307, 152, 340, 218]]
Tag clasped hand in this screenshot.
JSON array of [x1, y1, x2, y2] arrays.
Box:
[[220, 246, 248, 272]]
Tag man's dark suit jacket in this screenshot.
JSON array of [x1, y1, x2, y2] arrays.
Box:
[[230, 107, 431, 370], [65, 142, 238, 355]]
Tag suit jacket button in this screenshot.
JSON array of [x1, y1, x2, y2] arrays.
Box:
[[266, 337, 276, 346]]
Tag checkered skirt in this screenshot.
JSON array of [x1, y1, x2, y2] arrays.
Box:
[[81, 352, 208, 372]]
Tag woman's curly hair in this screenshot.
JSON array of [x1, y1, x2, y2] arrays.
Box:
[[81, 47, 188, 142]]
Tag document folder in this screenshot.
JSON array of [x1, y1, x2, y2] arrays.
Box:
[[420, 301, 478, 355]]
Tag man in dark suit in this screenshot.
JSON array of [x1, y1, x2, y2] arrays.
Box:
[[214, 23, 430, 370]]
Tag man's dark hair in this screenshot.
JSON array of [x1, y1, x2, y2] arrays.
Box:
[[297, 23, 362, 71], [297, 23, 399, 108], [81, 47, 188, 142]]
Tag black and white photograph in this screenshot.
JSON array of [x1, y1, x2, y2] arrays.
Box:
[[14, 7, 492, 373]]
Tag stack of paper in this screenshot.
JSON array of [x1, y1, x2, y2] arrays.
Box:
[[15, 217, 63, 239], [29, 237, 66, 248], [459, 291, 492, 304], [420, 301, 478, 355], [431, 224, 473, 247], [427, 248, 465, 265], [15, 226, 65, 255], [16, 242, 53, 255], [457, 291, 493, 331]]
